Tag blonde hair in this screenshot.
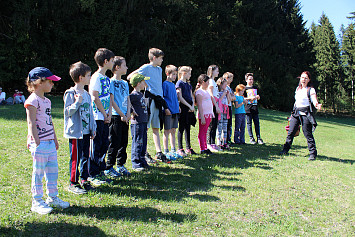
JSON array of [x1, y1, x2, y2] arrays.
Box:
[[165, 65, 177, 75], [26, 77, 47, 93], [178, 66, 192, 79], [223, 72, 234, 79]]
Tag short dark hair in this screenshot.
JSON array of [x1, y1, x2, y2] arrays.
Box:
[[94, 48, 115, 67], [111, 56, 126, 72], [245, 72, 253, 80], [148, 48, 164, 61], [69, 61, 91, 83]]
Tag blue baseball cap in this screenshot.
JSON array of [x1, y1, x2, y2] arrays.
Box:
[[28, 67, 61, 82]]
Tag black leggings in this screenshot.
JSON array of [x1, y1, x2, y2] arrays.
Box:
[[178, 119, 191, 150], [207, 106, 218, 145], [283, 114, 317, 156]]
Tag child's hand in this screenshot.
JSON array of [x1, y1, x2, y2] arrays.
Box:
[[256, 95, 260, 100], [165, 109, 171, 116], [216, 107, 221, 114], [121, 115, 128, 122], [189, 105, 195, 111], [315, 103, 322, 110], [91, 131, 96, 139], [54, 139, 59, 150], [74, 94, 83, 103], [201, 116, 206, 125]]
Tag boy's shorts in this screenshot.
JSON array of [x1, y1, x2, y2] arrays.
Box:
[[148, 100, 160, 129], [164, 114, 179, 130]]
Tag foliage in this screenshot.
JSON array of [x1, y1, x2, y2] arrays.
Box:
[[309, 13, 341, 112], [0, 0, 312, 111]]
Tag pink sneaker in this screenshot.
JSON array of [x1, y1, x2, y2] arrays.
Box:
[[177, 149, 187, 157]]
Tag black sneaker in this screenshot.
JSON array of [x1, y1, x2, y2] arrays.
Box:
[[279, 149, 289, 155], [308, 154, 316, 161], [206, 149, 213, 154], [145, 152, 157, 164], [186, 148, 197, 155], [250, 138, 257, 145], [81, 181, 95, 191], [155, 152, 171, 163]]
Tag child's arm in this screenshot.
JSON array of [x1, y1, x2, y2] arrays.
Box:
[[64, 92, 82, 117], [176, 88, 194, 111], [196, 93, 205, 124], [26, 105, 40, 147], [53, 126, 59, 150], [91, 90, 109, 121], [207, 85, 221, 114], [127, 69, 139, 80]]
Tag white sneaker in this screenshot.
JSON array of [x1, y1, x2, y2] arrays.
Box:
[[207, 144, 219, 153], [31, 199, 53, 214], [46, 196, 70, 209]]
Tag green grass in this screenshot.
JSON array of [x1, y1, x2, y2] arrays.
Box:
[[0, 96, 354, 236]]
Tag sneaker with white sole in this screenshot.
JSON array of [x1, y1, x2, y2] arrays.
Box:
[[88, 176, 106, 186], [177, 149, 187, 157], [132, 167, 145, 172], [68, 184, 87, 195], [46, 196, 70, 209], [31, 199, 53, 215], [207, 144, 219, 153], [104, 167, 122, 178]]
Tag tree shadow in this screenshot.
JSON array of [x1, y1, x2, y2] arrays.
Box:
[[63, 205, 197, 223], [0, 222, 108, 237]]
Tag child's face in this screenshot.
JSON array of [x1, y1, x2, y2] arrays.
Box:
[[246, 76, 254, 86], [81, 71, 91, 86], [213, 68, 219, 78], [183, 71, 191, 80], [42, 79, 54, 93], [238, 89, 245, 96], [136, 80, 147, 90], [168, 71, 177, 81], [221, 81, 227, 90], [105, 58, 115, 71], [153, 56, 163, 66], [117, 60, 128, 76]]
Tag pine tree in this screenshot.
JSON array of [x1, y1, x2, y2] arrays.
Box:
[[341, 22, 355, 110], [310, 13, 341, 112]]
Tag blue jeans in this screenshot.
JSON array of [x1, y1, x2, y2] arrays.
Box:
[[234, 113, 246, 144], [246, 111, 260, 139], [69, 134, 90, 184], [131, 122, 148, 169]]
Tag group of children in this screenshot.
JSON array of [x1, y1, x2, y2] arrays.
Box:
[[24, 47, 264, 215]]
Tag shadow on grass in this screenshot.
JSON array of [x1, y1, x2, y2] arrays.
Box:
[[63, 205, 197, 223], [0, 222, 108, 237], [317, 155, 354, 164]]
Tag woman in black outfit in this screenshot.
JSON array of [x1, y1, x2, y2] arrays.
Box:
[[280, 71, 322, 160]]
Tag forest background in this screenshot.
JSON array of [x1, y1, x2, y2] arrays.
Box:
[[0, 0, 354, 113]]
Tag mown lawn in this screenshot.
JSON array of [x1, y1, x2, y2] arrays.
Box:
[[0, 96, 354, 236]]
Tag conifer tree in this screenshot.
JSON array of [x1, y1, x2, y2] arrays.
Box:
[[310, 13, 341, 112]]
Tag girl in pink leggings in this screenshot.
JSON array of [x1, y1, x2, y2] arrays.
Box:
[[195, 74, 218, 155]]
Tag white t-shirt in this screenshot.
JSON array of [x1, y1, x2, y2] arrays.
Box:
[[208, 79, 219, 98], [89, 71, 111, 120], [0, 92, 5, 101], [295, 87, 316, 108]]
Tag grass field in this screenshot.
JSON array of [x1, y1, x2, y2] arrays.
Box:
[[0, 96, 354, 236]]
